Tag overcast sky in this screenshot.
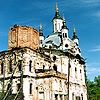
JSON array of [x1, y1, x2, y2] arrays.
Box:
[[0, 0, 100, 80]]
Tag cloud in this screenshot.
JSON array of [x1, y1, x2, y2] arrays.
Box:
[[86, 61, 100, 75], [96, 12, 100, 18], [79, 0, 100, 19], [82, 0, 99, 3], [89, 46, 100, 52], [87, 67, 100, 75], [80, 0, 100, 6], [86, 64, 100, 81], [86, 67, 100, 80]]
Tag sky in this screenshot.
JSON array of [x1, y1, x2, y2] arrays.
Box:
[[0, 0, 100, 81]]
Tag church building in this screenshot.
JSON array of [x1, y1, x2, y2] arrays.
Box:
[[0, 4, 87, 100]]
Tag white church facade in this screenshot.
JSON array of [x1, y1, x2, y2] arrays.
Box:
[[0, 4, 87, 100]]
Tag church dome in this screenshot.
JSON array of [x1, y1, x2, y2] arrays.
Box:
[[44, 32, 62, 49]]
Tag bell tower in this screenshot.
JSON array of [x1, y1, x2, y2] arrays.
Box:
[[8, 25, 39, 50], [52, 3, 63, 33]]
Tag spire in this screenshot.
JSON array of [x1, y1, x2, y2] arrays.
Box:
[[39, 22, 43, 36], [72, 26, 79, 40], [62, 14, 68, 29], [53, 3, 62, 20], [56, 3, 59, 13], [62, 13, 65, 21], [73, 27, 76, 33]]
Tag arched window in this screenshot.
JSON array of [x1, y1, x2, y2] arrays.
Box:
[[65, 33, 67, 38], [81, 94, 83, 100], [9, 60, 12, 73], [55, 94, 58, 100], [18, 60, 22, 71], [63, 33, 67, 38], [72, 93, 74, 100], [43, 65, 45, 70], [59, 80, 62, 89], [1, 62, 4, 74], [55, 23, 57, 31], [80, 69, 82, 80], [53, 56, 56, 61], [49, 45, 52, 49], [53, 64, 57, 72], [63, 33, 65, 38], [29, 60, 32, 72], [29, 83, 32, 94], [54, 79, 58, 90], [75, 67, 77, 78], [60, 95, 63, 100]]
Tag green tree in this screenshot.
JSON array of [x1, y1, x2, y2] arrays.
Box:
[[87, 75, 100, 100]]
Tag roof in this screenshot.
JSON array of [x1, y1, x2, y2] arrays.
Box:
[[44, 32, 61, 47], [52, 3, 63, 21]]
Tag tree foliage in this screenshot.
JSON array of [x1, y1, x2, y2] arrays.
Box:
[[87, 75, 100, 100]]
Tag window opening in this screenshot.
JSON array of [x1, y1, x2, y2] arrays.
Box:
[[80, 69, 81, 73], [81, 94, 83, 100], [29, 83, 32, 94], [76, 96, 81, 100], [80, 69, 82, 80], [43, 65, 45, 70], [53, 56, 56, 61], [63, 33, 65, 38], [55, 23, 57, 31], [64, 95, 67, 100], [53, 64, 57, 72], [65, 44, 68, 47], [60, 95, 63, 100], [75, 67, 77, 78], [72, 93, 74, 100], [9, 60, 12, 72], [49, 45, 52, 49], [65, 33, 67, 38], [1, 62, 4, 74], [18, 60, 22, 71], [17, 83, 21, 91], [60, 80, 62, 88], [55, 94, 58, 100], [29, 60, 32, 72]]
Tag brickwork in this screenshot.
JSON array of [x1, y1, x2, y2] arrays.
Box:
[[8, 25, 39, 50]]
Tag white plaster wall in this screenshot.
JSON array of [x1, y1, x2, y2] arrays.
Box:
[[53, 19, 63, 33]]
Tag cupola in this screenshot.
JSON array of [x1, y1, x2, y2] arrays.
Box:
[[72, 27, 79, 45], [39, 23, 44, 47], [61, 15, 69, 38], [52, 3, 63, 33]]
